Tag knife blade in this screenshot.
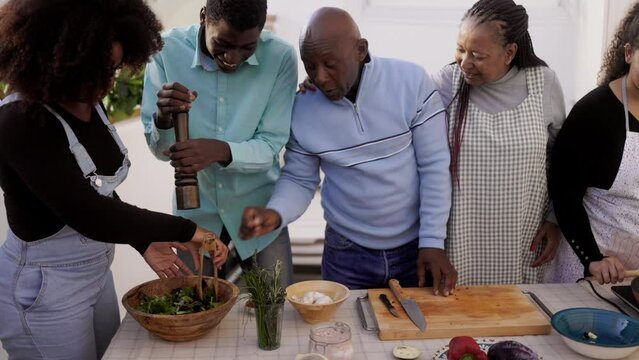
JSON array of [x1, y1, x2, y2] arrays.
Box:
[[389, 278, 427, 332], [379, 293, 399, 317]]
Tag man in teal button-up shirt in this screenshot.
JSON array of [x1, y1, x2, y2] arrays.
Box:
[[141, 0, 297, 284]]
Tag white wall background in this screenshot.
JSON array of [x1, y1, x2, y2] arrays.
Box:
[[0, 1, 636, 358], [145, 0, 634, 107]]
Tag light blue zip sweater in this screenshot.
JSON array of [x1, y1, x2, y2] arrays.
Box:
[[268, 55, 451, 250]]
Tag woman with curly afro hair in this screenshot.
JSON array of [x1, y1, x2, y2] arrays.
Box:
[[0, 1, 228, 358], [549, 1, 639, 284]]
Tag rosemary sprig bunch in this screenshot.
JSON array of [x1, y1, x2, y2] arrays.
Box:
[[242, 258, 286, 305], [241, 258, 286, 350]]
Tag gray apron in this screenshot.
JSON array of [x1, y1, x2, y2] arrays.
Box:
[[447, 66, 549, 285]]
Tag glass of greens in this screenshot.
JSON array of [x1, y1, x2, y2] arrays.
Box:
[[242, 259, 286, 350]]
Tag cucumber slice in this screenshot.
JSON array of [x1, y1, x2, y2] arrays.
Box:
[[392, 345, 421, 359]]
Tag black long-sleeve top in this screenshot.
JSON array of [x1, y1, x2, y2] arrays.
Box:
[[0, 101, 196, 254], [549, 85, 639, 272]]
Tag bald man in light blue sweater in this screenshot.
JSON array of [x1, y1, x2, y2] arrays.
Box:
[[240, 7, 456, 293]]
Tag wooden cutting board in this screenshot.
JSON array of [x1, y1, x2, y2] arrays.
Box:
[[368, 285, 550, 340]]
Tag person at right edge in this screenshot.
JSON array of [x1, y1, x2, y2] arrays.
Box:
[[241, 7, 456, 294], [432, 0, 566, 285], [549, 1, 639, 285]]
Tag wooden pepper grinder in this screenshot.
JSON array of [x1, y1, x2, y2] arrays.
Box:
[[174, 112, 200, 209]]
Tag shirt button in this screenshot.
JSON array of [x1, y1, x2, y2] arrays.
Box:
[[219, 97, 225, 103], [220, 209, 225, 214], [218, 126, 224, 132], [218, 183, 223, 188]]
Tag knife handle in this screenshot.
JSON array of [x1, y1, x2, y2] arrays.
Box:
[[389, 278, 407, 302], [379, 293, 395, 311]]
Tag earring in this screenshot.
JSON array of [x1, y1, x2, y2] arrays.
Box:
[[625, 43, 633, 63]]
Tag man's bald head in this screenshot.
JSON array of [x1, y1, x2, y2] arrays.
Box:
[[301, 7, 361, 45], [299, 7, 368, 101]]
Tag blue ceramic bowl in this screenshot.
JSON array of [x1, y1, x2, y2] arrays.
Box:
[[551, 307, 639, 359]]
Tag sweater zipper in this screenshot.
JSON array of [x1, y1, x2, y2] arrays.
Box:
[[352, 103, 364, 134], [350, 60, 368, 135]]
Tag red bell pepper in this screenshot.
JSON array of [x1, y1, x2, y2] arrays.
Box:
[[447, 336, 488, 360]]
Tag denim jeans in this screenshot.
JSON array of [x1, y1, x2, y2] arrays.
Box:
[[321, 226, 419, 289], [178, 226, 294, 287], [0, 227, 120, 360]]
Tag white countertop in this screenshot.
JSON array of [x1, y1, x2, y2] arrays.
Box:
[[103, 282, 639, 360]]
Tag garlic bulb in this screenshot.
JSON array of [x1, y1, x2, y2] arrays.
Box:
[[313, 295, 333, 305], [294, 291, 334, 305]]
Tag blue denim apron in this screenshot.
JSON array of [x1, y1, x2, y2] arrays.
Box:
[[0, 95, 130, 359]]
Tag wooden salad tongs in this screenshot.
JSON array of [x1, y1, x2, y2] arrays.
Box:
[[625, 270, 639, 278], [197, 232, 219, 302], [586, 269, 639, 281]]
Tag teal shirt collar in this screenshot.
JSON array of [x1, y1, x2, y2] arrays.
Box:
[[191, 25, 260, 72]]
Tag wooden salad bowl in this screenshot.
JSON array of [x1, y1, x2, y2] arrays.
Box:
[[122, 276, 239, 342]]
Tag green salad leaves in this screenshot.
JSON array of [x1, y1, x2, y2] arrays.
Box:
[[137, 286, 221, 315]]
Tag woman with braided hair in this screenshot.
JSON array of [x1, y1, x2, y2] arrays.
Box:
[[432, 0, 566, 285], [549, 1, 639, 285]]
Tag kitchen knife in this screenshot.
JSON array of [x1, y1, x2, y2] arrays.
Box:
[[389, 279, 427, 332], [379, 293, 399, 317]]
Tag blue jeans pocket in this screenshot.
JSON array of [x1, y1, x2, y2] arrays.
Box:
[[324, 226, 353, 250], [15, 266, 46, 312]]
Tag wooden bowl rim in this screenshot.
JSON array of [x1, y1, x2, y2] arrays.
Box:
[[122, 276, 239, 319]]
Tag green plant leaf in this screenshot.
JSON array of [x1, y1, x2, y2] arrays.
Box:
[[0, 80, 8, 100], [104, 68, 145, 123]]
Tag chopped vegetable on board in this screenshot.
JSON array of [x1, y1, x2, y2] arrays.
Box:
[[584, 331, 598, 341]]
